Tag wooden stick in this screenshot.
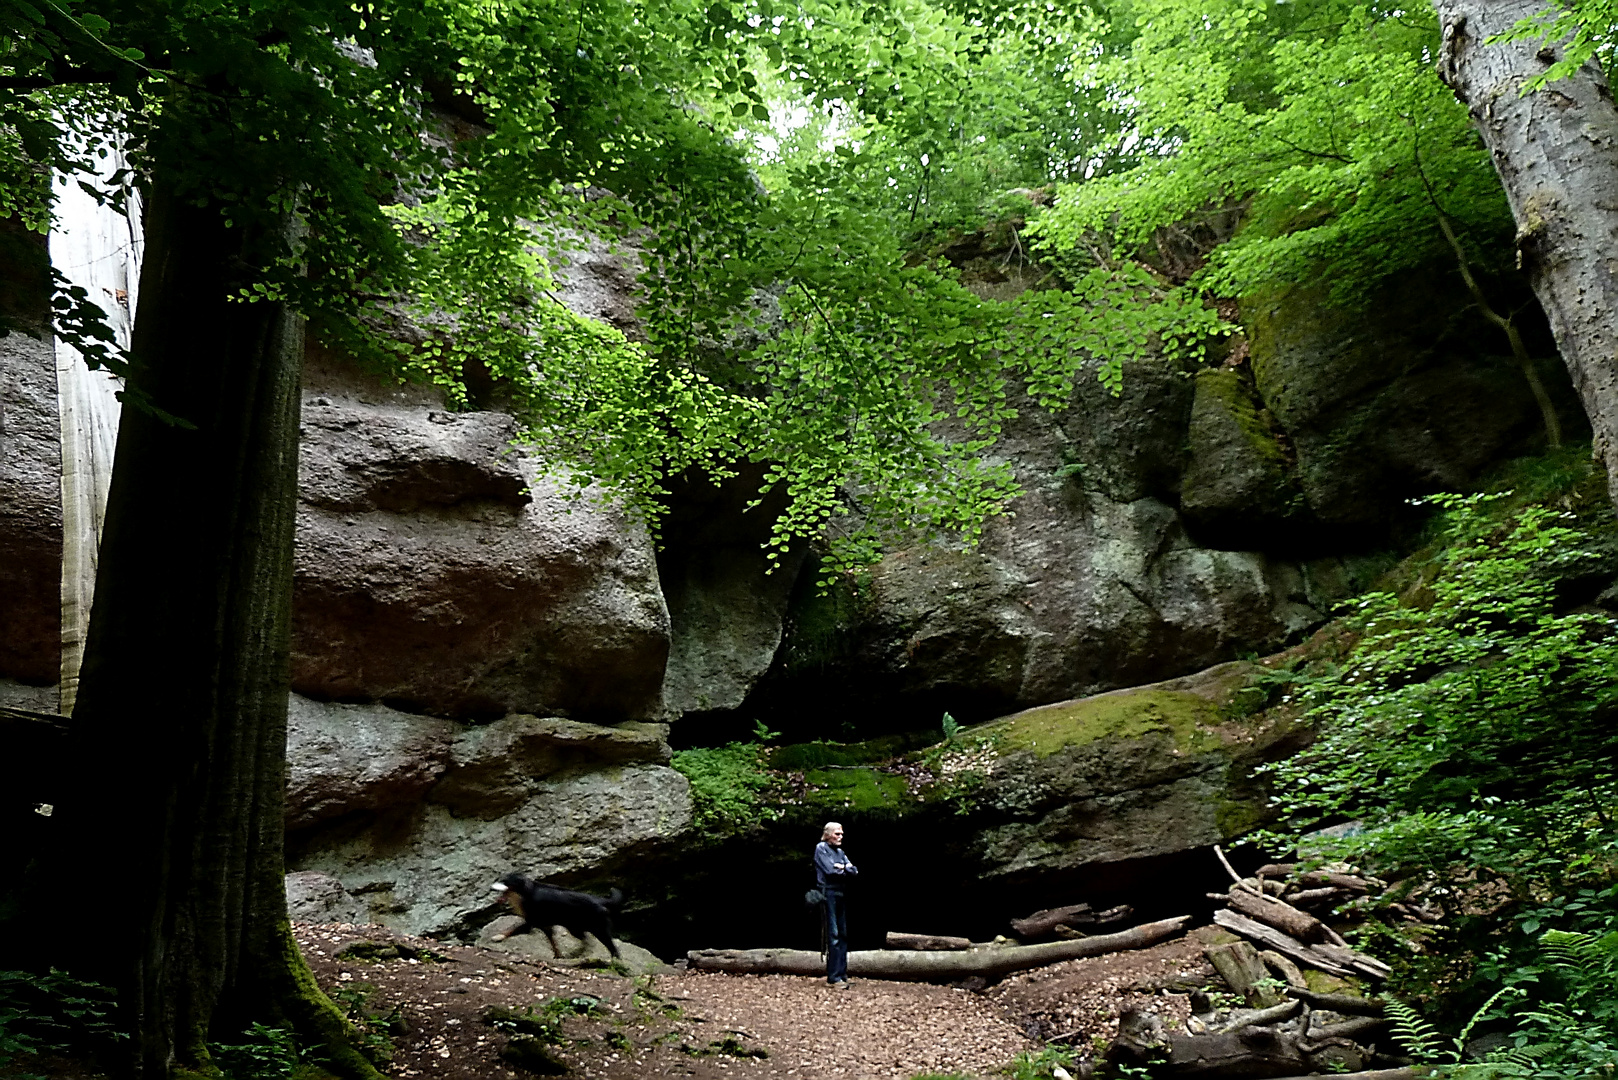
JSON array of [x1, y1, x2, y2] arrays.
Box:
[[1214, 845, 1263, 894], [1285, 988, 1384, 1016], [1227, 886, 1331, 944], [1219, 997, 1300, 1034]]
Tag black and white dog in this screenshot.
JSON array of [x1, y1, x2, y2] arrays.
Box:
[[489, 873, 624, 958]]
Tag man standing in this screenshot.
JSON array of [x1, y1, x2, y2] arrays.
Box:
[[814, 821, 858, 987]]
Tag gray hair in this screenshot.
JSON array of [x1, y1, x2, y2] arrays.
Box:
[[822, 821, 843, 841]]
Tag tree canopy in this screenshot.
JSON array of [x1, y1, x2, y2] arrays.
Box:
[[8, 0, 1618, 1073]]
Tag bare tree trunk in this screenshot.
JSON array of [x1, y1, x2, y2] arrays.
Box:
[[56, 167, 379, 1079], [689, 916, 1192, 981], [48, 130, 141, 716], [1434, 0, 1618, 497]]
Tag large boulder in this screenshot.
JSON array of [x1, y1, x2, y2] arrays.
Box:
[[747, 367, 1327, 734], [0, 222, 60, 684], [656, 468, 807, 718], [285, 695, 691, 936], [964, 662, 1304, 881], [1244, 276, 1581, 534], [291, 348, 671, 721]]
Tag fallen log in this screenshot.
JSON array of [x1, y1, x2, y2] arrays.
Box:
[[1227, 886, 1331, 944], [1287, 988, 1384, 1016], [1212, 910, 1355, 977], [1267, 1069, 1421, 1080], [1010, 903, 1091, 938], [688, 916, 1192, 981], [1219, 998, 1300, 1034], [1258, 949, 1307, 990], [1314, 942, 1393, 980], [1214, 910, 1390, 981], [885, 932, 971, 951]]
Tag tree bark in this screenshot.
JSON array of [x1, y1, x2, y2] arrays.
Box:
[[688, 916, 1192, 981], [52, 158, 380, 1078], [1226, 887, 1330, 944], [1433, 0, 1618, 498], [885, 932, 973, 950]]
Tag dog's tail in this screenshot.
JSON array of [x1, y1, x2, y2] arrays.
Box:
[[604, 887, 624, 910]]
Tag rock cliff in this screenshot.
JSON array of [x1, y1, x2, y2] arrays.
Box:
[[0, 224, 1587, 947]]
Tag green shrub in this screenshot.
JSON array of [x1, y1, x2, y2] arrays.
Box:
[[1255, 488, 1618, 1068], [209, 1023, 300, 1080], [671, 743, 784, 830], [0, 968, 125, 1075]]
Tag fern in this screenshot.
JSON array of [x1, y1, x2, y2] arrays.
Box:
[[1387, 997, 1457, 1064]]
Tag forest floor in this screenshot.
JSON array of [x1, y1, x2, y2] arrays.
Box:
[[295, 921, 1220, 1080]]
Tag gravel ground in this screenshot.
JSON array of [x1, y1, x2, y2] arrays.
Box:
[[290, 921, 1216, 1080]]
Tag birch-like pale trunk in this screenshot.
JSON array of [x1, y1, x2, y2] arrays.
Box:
[[48, 138, 142, 716], [1433, 0, 1618, 502]]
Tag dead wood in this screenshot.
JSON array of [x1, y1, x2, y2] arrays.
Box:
[[1266, 1071, 1418, 1080], [1010, 903, 1091, 938], [1212, 909, 1356, 977], [1219, 998, 1300, 1034], [1227, 887, 1331, 944], [1314, 942, 1393, 980], [1162, 1027, 1310, 1077], [885, 932, 971, 951], [1206, 941, 1280, 1007], [688, 916, 1192, 981], [1258, 950, 1307, 989], [1318, 1016, 1392, 1042], [1287, 988, 1384, 1016], [1286, 886, 1349, 907]]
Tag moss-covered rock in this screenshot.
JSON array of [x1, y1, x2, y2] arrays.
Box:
[[1181, 369, 1306, 544], [1244, 274, 1581, 535]]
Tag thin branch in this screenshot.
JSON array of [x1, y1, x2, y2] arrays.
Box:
[[1411, 139, 1562, 447]]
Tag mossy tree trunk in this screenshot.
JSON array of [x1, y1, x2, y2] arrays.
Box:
[[56, 138, 380, 1079]]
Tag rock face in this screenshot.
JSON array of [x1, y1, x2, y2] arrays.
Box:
[[656, 468, 807, 718], [748, 363, 1333, 732], [0, 222, 61, 685], [964, 663, 1303, 881], [291, 349, 670, 721], [743, 274, 1582, 735], [1242, 276, 1580, 537], [284, 693, 691, 936]]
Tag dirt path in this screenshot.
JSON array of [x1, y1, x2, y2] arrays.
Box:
[[295, 922, 1216, 1080]]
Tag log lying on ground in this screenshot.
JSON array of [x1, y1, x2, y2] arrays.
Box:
[[1011, 903, 1092, 938], [1226, 886, 1330, 944], [1267, 1069, 1420, 1080], [1287, 988, 1384, 1016], [1011, 902, 1134, 939], [885, 932, 971, 951], [1214, 910, 1391, 980], [689, 916, 1192, 981]]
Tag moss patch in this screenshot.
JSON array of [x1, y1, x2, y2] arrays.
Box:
[[800, 767, 912, 812], [768, 733, 927, 771], [982, 681, 1240, 758]]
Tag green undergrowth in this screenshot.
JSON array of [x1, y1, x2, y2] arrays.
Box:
[[1244, 450, 1618, 1079]]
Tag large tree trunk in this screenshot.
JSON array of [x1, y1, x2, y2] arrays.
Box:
[[1433, 0, 1618, 500], [56, 158, 379, 1078]]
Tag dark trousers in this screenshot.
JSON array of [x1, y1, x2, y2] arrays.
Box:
[[824, 886, 848, 983]]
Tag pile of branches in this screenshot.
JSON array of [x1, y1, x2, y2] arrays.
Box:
[[1104, 849, 1421, 1079]]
